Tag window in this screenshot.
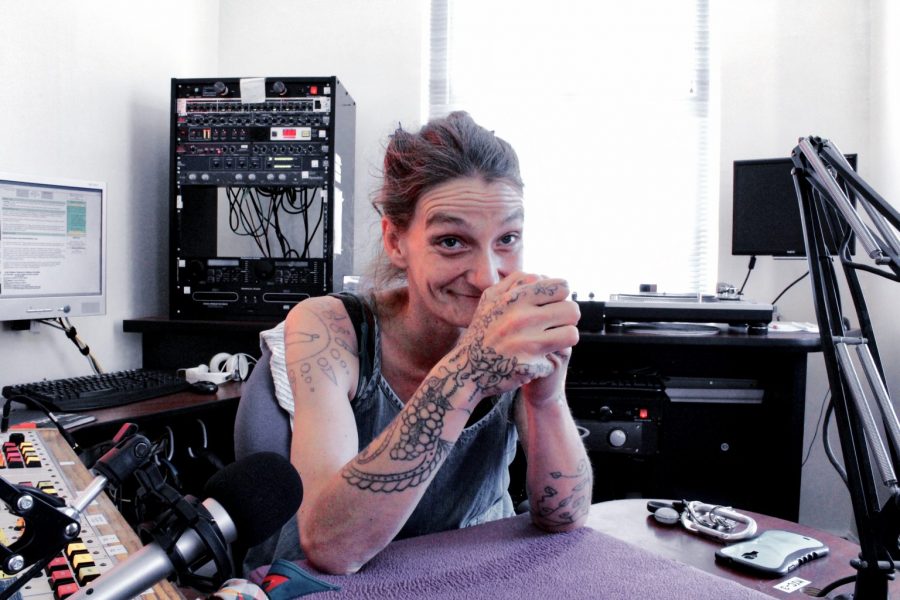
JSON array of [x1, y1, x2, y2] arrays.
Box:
[[428, 0, 717, 298]]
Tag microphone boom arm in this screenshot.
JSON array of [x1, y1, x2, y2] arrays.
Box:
[[791, 135, 900, 599]]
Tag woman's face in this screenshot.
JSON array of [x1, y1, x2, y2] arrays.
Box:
[[384, 176, 524, 328]]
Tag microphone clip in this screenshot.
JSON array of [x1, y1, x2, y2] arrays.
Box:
[[135, 466, 233, 592]]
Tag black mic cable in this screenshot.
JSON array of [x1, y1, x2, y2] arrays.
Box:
[[0, 394, 81, 452], [771, 270, 810, 306], [737, 255, 756, 297]]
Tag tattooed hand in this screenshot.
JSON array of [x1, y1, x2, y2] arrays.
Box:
[[452, 272, 580, 405]]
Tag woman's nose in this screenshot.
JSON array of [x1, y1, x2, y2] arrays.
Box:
[[468, 250, 502, 291]]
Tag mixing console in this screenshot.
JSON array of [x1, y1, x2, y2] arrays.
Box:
[[0, 430, 180, 600]]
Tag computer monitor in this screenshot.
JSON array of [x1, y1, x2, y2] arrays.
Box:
[[732, 154, 858, 257], [0, 172, 107, 322]]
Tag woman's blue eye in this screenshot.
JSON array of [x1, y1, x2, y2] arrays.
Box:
[[500, 233, 519, 245], [438, 238, 461, 249]]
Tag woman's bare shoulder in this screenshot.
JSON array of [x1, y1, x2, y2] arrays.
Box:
[[285, 294, 353, 329], [284, 295, 361, 398]]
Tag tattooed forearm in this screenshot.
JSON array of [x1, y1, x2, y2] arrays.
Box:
[[533, 460, 592, 528], [343, 439, 453, 492], [343, 332, 530, 493], [343, 283, 558, 494]]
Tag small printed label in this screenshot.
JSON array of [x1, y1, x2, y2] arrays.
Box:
[[59, 461, 75, 466], [86, 514, 108, 526], [105, 544, 128, 556], [775, 577, 810, 593], [99, 535, 120, 545]]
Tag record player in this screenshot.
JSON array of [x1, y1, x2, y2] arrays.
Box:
[[576, 292, 774, 334]]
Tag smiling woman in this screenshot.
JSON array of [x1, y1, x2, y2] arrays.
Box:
[[242, 112, 591, 576], [383, 177, 526, 329]]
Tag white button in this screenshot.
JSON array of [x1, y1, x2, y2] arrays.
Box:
[[608, 429, 627, 448]]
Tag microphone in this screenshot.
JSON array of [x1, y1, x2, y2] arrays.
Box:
[[69, 452, 302, 600]]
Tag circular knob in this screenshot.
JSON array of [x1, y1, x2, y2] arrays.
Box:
[[188, 260, 206, 279], [598, 406, 613, 422], [213, 81, 228, 96], [200, 173, 210, 181], [272, 81, 287, 95], [248, 173, 257, 181], [254, 260, 276, 280], [608, 429, 627, 448]]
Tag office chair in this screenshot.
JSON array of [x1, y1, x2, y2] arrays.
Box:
[[233, 346, 292, 461]]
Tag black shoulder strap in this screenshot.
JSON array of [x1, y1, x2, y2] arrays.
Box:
[[330, 292, 375, 397]]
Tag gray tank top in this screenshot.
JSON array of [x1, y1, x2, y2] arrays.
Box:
[[243, 292, 518, 571]]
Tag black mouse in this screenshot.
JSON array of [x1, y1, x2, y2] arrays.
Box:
[[189, 381, 219, 395]]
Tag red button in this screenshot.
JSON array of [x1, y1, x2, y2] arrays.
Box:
[[50, 569, 75, 588], [310, 86, 318, 95], [46, 556, 69, 574], [55, 582, 80, 599], [639, 408, 649, 419]]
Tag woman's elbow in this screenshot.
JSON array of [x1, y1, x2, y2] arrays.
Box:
[[301, 535, 365, 575]]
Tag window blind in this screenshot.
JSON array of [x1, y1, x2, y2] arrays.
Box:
[[428, 0, 717, 299]]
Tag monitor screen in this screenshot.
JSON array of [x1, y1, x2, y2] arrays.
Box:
[[0, 173, 106, 321], [732, 154, 857, 257]]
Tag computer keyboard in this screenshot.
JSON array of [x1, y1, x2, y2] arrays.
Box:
[[2, 369, 192, 412]]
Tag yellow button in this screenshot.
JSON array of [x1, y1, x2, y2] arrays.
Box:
[[76, 565, 101, 585], [65, 543, 88, 559], [70, 553, 94, 570]]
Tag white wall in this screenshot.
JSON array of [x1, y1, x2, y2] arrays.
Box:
[[0, 1, 219, 381]]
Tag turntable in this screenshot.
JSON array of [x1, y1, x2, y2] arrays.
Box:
[[576, 292, 774, 334]]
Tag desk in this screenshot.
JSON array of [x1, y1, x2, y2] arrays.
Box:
[[591, 499, 894, 599], [567, 329, 821, 521], [251, 500, 882, 599], [67, 381, 242, 434]]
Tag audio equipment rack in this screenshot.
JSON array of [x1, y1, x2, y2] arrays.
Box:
[[0, 430, 180, 600], [169, 77, 356, 321]]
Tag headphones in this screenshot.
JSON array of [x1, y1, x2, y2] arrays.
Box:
[[181, 352, 255, 385]]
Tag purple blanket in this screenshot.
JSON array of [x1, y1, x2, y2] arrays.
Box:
[[250, 514, 772, 599]]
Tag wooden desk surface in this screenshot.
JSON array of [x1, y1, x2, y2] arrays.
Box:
[[69, 381, 242, 432], [589, 499, 896, 599]]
